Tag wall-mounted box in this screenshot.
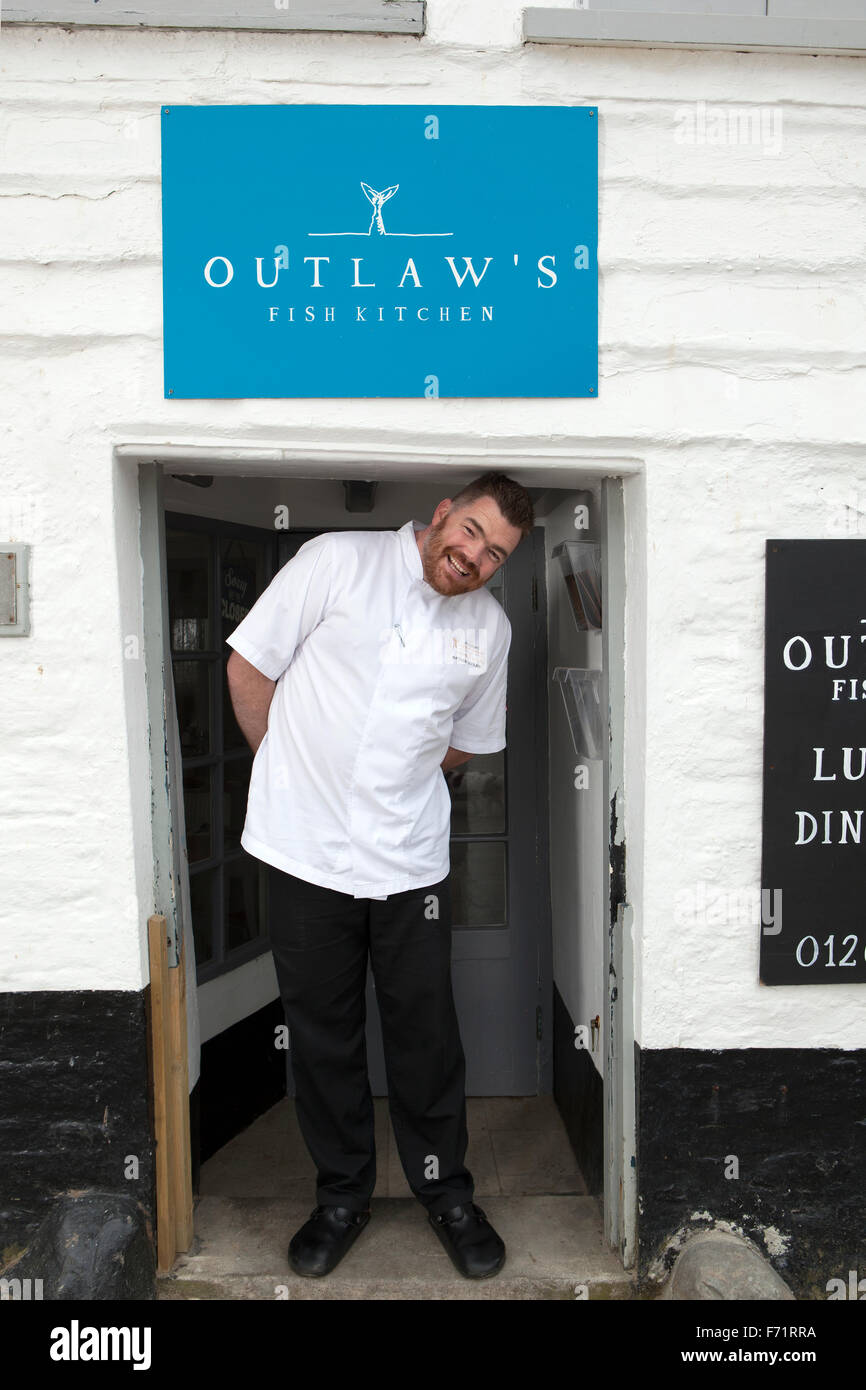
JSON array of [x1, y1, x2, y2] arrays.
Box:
[[0, 544, 31, 636], [553, 666, 604, 760], [552, 540, 602, 631]]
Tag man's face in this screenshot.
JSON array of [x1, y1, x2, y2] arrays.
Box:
[[418, 496, 524, 596]]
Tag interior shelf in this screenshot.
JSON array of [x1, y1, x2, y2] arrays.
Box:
[[553, 666, 605, 760], [552, 540, 602, 632]]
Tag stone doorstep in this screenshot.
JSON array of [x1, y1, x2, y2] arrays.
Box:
[[157, 1194, 637, 1301], [157, 1274, 635, 1300]]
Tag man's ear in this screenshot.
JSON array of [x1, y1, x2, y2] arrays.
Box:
[[433, 498, 453, 524]]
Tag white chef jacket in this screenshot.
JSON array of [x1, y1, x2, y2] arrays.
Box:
[[225, 518, 512, 899]]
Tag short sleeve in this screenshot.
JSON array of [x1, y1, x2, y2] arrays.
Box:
[[449, 614, 512, 754], [225, 533, 334, 681]]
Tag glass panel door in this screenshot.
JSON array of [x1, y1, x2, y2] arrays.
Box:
[[166, 515, 277, 983]]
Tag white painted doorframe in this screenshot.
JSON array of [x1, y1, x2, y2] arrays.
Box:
[[601, 475, 636, 1269]]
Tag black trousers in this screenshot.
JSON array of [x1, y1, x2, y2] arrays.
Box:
[[268, 869, 474, 1219]]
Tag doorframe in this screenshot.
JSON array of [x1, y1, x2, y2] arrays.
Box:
[[601, 475, 637, 1268], [140, 463, 185, 970], [138, 461, 203, 1133], [130, 443, 641, 1265]]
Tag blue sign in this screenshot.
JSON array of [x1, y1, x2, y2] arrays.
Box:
[[160, 105, 597, 399]]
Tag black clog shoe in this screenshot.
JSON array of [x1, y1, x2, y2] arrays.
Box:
[[428, 1202, 506, 1278], [288, 1205, 371, 1277]]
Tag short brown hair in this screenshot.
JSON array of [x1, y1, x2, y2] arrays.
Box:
[[448, 472, 534, 537]]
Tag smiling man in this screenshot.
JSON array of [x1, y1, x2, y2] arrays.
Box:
[[225, 472, 533, 1281]]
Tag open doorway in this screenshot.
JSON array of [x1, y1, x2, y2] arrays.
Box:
[[140, 460, 633, 1288]]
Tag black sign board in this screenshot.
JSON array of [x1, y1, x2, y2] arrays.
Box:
[[761, 540, 866, 984]]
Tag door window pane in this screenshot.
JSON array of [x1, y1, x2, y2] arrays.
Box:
[[183, 763, 212, 863], [224, 756, 252, 852], [221, 536, 267, 749], [220, 537, 264, 640], [450, 841, 507, 929], [167, 531, 213, 651], [173, 660, 212, 756], [446, 752, 505, 835], [224, 860, 261, 951], [189, 867, 216, 965]]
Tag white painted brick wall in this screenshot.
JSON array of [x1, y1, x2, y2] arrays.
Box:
[[0, 7, 864, 1052]]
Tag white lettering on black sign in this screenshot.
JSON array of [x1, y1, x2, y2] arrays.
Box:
[[760, 540, 866, 983]]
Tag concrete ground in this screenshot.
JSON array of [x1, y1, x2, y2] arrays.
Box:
[[158, 1095, 636, 1300]]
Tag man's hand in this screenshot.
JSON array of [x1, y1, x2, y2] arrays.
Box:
[[226, 650, 276, 754], [441, 746, 474, 773]]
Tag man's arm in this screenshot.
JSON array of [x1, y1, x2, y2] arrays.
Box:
[[226, 650, 276, 754], [441, 746, 474, 773], [446, 614, 511, 766]]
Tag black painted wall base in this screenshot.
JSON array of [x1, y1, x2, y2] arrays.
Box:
[[0, 990, 155, 1272], [553, 984, 604, 1195], [636, 1045, 866, 1300], [0, 987, 288, 1294]]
